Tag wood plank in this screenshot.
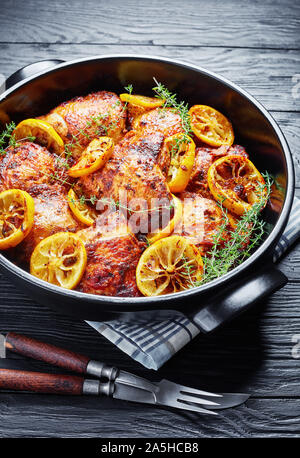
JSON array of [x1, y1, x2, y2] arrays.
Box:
[[1, 44, 300, 112], [0, 0, 299, 49], [272, 112, 300, 184], [1, 275, 300, 396], [274, 187, 300, 281], [0, 394, 299, 437], [277, 244, 300, 283]]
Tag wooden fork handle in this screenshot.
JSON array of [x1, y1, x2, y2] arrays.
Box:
[[0, 369, 83, 394], [5, 332, 90, 374]]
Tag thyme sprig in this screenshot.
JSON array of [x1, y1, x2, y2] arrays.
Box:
[[152, 78, 193, 161], [67, 194, 97, 207], [179, 254, 198, 287], [0, 121, 36, 155], [0, 121, 16, 154], [196, 172, 273, 286], [152, 78, 192, 139]]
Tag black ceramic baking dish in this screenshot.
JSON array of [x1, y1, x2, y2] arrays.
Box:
[[0, 55, 295, 330]]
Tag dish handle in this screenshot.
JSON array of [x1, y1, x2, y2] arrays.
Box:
[[191, 264, 287, 333], [6, 59, 65, 89]]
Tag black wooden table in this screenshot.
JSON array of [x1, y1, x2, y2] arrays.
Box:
[[0, 0, 299, 438]]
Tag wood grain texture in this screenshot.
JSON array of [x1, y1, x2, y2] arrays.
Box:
[[5, 332, 90, 374], [1, 44, 300, 112], [0, 394, 299, 438], [0, 0, 299, 439], [0, 0, 299, 49], [0, 369, 84, 395]]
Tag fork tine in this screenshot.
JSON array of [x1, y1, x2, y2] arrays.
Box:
[[156, 380, 248, 412], [180, 388, 222, 397], [198, 393, 250, 410], [178, 393, 220, 406], [173, 381, 222, 398], [161, 399, 218, 415]]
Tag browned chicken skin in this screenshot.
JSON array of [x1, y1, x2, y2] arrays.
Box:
[[77, 130, 173, 233], [175, 192, 235, 256], [132, 107, 183, 138], [14, 184, 81, 263], [40, 91, 126, 160], [0, 142, 80, 262], [0, 142, 56, 192], [77, 211, 143, 297], [0, 141, 71, 192]]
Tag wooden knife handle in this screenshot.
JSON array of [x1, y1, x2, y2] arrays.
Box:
[[0, 369, 83, 394], [5, 332, 90, 375]]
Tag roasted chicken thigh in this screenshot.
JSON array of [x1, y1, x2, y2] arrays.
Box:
[[40, 91, 126, 160], [77, 130, 173, 233], [175, 191, 235, 255], [15, 184, 81, 263], [132, 107, 183, 138], [0, 142, 56, 192], [77, 211, 143, 297], [0, 142, 80, 262]]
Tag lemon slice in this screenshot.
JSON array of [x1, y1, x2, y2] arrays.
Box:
[[164, 133, 195, 193], [0, 189, 35, 250], [189, 105, 234, 147], [68, 189, 97, 226], [68, 137, 114, 178], [207, 154, 267, 215], [136, 235, 203, 296], [147, 195, 182, 244], [14, 118, 65, 155], [119, 93, 165, 108], [30, 232, 87, 289]]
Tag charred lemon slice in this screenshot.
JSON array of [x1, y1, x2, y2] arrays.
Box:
[[164, 133, 195, 193], [189, 105, 234, 147], [136, 235, 203, 296], [207, 155, 267, 215], [147, 195, 183, 244], [14, 119, 65, 155], [67, 189, 97, 226], [0, 189, 35, 250], [30, 232, 87, 289], [68, 137, 114, 178], [119, 93, 165, 108]]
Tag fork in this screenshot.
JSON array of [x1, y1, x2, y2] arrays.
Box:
[[1, 332, 249, 415]]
